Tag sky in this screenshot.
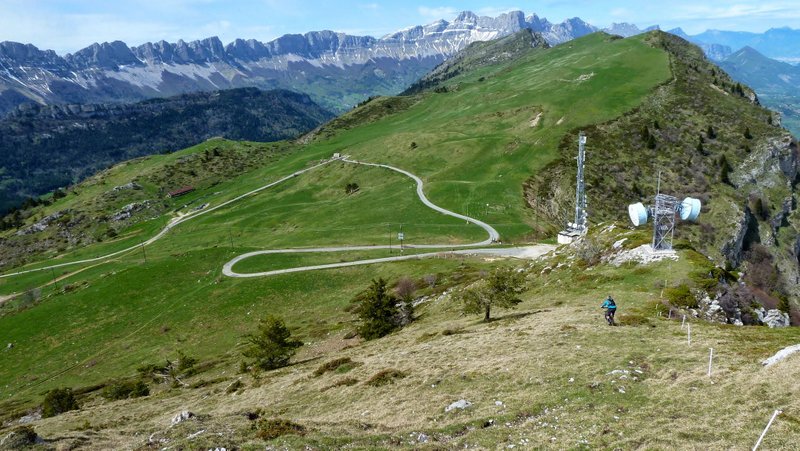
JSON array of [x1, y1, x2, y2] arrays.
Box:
[[0, 0, 798, 55]]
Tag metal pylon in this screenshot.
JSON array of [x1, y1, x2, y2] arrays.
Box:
[[652, 194, 678, 250], [573, 132, 588, 233]]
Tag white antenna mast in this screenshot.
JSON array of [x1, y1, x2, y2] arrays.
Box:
[[557, 132, 589, 244], [574, 131, 588, 234]]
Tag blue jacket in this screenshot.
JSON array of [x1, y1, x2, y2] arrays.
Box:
[[601, 299, 617, 310]]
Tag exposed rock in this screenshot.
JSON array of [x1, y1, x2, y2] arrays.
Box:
[[698, 296, 728, 324], [762, 309, 791, 328], [111, 202, 148, 221], [721, 205, 757, 267], [112, 182, 142, 192], [16, 411, 41, 424], [170, 411, 194, 425], [15, 210, 70, 235], [445, 399, 472, 412], [762, 344, 800, 367], [609, 244, 678, 266], [0, 426, 38, 449]]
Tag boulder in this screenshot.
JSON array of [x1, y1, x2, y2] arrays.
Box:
[[763, 309, 790, 328], [0, 426, 38, 449], [170, 411, 194, 425], [445, 399, 472, 412]]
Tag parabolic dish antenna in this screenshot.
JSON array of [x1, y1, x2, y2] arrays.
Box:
[[628, 202, 649, 226], [680, 197, 702, 221]]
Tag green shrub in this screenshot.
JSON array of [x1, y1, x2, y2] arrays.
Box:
[[355, 278, 400, 340], [313, 357, 355, 377], [256, 418, 306, 440], [664, 284, 697, 308], [365, 369, 407, 387], [242, 315, 302, 371], [617, 313, 652, 327], [42, 387, 79, 418], [101, 380, 149, 400]]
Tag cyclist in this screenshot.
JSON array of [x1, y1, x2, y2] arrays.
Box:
[[601, 295, 617, 326]]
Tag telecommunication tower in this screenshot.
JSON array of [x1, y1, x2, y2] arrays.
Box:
[[628, 176, 702, 251], [557, 132, 588, 244]]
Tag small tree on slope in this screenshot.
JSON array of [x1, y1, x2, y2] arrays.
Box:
[[458, 267, 526, 322], [356, 278, 400, 340], [242, 315, 302, 370]]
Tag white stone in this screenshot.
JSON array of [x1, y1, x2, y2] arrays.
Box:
[[763, 309, 790, 328], [445, 399, 472, 412], [171, 411, 194, 425], [762, 344, 800, 367]]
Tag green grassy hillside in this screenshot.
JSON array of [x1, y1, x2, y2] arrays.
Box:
[[1, 31, 799, 448]]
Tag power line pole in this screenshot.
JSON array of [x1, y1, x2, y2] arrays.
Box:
[[50, 267, 59, 292], [388, 224, 392, 254], [229, 227, 234, 250], [140, 243, 147, 263]]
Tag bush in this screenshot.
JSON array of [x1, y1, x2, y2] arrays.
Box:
[[101, 380, 149, 400], [42, 387, 79, 418], [575, 238, 602, 266], [664, 284, 697, 309], [365, 369, 407, 387], [355, 278, 400, 340], [313, 357, 355, 377], [256, 418, 306, 440], [617, 313, 652, 327], [423, 274, 438, 288], [344, 182, 359, 194], [458, 267, 526, 322], [242, 315, 302, 371]]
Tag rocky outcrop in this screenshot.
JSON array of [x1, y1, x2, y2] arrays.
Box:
[[720, 206, 757, 267], [15, 210, 70, 235], [733, 134, 797, 188], [756, 308, 791, 328], [111, 202, 149, 222]]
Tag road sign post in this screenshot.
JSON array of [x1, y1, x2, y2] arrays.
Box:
[[398, 224, 405, 252]]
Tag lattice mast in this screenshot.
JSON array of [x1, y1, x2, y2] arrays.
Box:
[[573, 132, 588, 233]]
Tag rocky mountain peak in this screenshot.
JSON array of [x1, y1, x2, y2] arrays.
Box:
[[66, 40, 143, 70]]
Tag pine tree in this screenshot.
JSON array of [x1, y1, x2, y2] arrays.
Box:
[[356, 278, 400, 340], [647, 134, 657, 149], [707, 125, 716, 139], [242, 315, 302, 370], [744, 127, 753, 139], [719, 154, 733, 185], [696, 137, 706, 154]]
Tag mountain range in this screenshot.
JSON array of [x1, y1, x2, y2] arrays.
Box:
[[1, 10, 798, 131], [719, 46, 800, 136], [0, 11, 598, 116]]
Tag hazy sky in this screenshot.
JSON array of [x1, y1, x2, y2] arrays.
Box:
[[1, 1, 798, 54]]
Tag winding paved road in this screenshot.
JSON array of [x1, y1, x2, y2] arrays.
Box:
[[222, 158, 553, 278], [1, 155, 549, 283]]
